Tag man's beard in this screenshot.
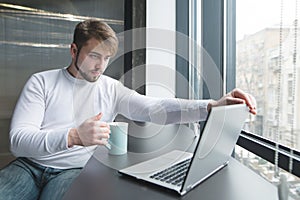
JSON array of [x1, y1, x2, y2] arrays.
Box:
[[78, 68, 101, 82], [75, 60, 101, 82]]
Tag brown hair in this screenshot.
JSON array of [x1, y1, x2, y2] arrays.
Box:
[[73, 19, 118, 56]]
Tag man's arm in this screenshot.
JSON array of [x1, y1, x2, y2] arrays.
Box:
[[115, 83, 256, 125], [115, 82, 210, 124], [9, 75, 70, 157]]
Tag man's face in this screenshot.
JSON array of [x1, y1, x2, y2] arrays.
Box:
[[76, 38, 111, 82]]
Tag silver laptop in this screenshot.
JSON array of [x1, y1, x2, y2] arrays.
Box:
[[119, 104, 249, 195]]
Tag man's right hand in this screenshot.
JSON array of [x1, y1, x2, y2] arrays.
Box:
[[207, 88, 257, 115], [68, 113, 110, 147]]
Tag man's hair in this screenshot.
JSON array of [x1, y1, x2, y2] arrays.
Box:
[[73, 19, 118, 56]]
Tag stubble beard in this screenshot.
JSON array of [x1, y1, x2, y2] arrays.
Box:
[[78, 68, 101, 82]]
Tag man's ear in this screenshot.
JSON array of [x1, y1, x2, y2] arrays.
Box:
[[70, 43, 78, 58]]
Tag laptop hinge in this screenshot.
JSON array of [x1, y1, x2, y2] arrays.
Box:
[[186, 185, 194, 193]]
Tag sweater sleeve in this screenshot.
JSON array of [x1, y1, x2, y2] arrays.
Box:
[[115, 82, 210, 124], [9, 75, 69, 157]]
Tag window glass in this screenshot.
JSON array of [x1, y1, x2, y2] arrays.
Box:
[[236, 0, 300, 197], [236, 0, 299, 150]]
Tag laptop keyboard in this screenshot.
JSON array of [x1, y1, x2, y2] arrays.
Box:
[[149, 158, 192, 186]]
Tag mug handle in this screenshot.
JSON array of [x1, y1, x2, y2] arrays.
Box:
[[101, 138, 111, 150], [105, 142, 111, 150]]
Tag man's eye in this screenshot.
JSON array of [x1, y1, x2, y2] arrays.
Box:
[[88, 54, 99, 59]]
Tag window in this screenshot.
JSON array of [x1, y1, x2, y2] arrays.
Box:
[[190, 0, 300, 198], [236, 0, 299, 148], [236, 0, 300, 198]]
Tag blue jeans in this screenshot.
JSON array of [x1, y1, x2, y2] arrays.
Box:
[[0, 158, 82, 200]]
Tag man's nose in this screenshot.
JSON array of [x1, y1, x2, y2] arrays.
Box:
[[95, 58, 106, 69]]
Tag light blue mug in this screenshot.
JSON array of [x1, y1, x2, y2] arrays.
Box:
[[106, 122, 128, 155]]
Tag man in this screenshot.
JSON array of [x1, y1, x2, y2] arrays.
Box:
[[0, 19, 256, 200]]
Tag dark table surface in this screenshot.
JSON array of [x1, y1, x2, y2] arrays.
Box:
[[64, 123, 278, 200]]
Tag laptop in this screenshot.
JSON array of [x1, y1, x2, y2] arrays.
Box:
[[118, 104, 249, 195]]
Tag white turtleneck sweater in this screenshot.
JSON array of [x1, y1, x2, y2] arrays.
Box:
[[9, 68, 210, 169]]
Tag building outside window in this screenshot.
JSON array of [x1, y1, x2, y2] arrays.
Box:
[[236, 0, 300, 198]]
